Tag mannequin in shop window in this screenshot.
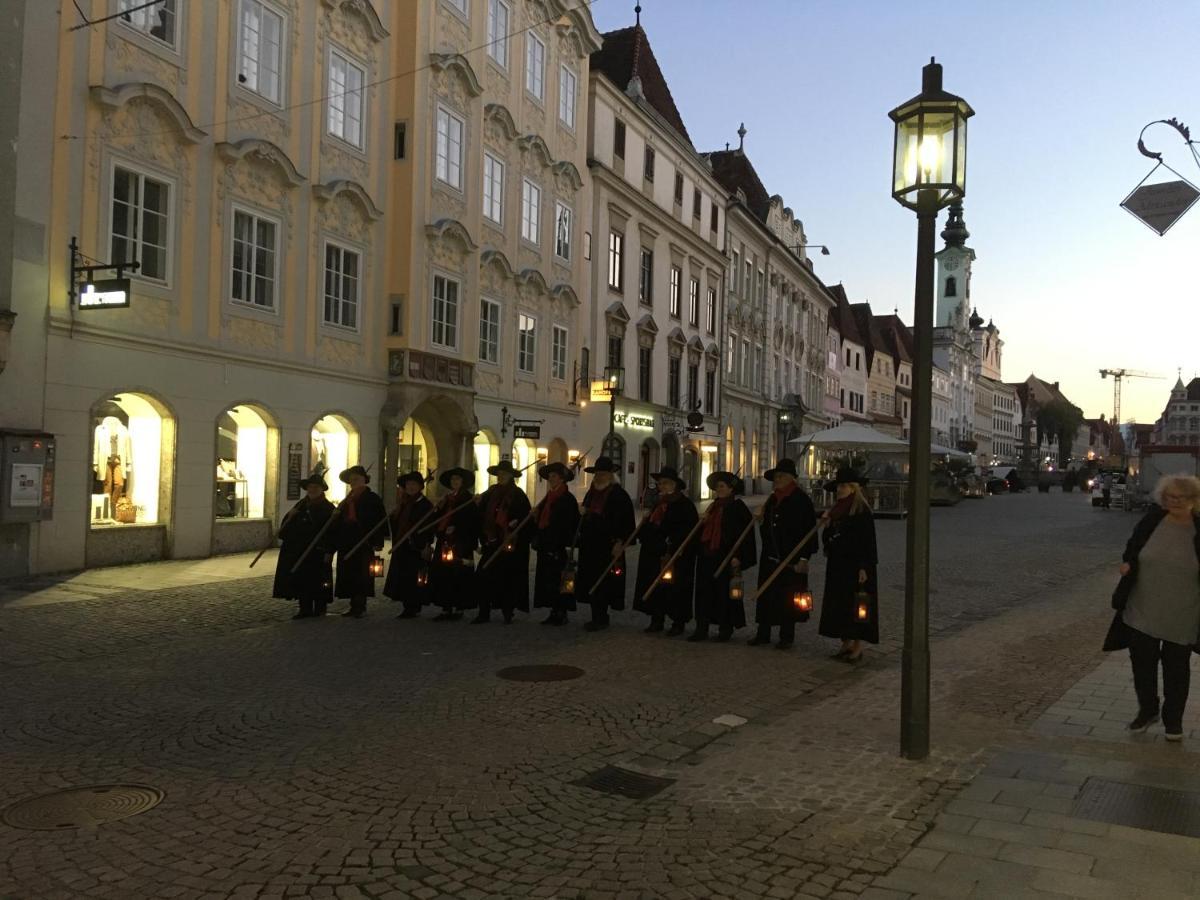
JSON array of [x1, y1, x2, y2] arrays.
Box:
[[215, 458, 242, 518], [93, 415, 133, 521]]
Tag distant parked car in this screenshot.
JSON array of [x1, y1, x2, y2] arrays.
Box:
[[985, 477, 1009, 494]]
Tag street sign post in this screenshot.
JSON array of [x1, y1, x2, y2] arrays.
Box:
[[1120, 178, 1200, 236]]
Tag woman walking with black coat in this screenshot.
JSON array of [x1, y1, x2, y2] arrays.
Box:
[[818, 467, 879, 662], [273, 474, 336, 619], [1106, 475, 1200, 742], [532, 462, 581, 626], [690, 471, 757, 642]]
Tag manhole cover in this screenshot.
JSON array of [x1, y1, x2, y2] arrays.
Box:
[[1071, 778, 1200, 839], [496, 664, 584, 682], [574, 766, 675, 800], [2, 785, 164, 830]]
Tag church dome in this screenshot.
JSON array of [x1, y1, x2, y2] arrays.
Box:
[[969, 308, 985, 329]]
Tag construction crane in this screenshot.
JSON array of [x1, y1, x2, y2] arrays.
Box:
[[1099, 368, 1162, 427]]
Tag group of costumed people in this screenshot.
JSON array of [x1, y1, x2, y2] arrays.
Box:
[[271, 457, 880, 659]]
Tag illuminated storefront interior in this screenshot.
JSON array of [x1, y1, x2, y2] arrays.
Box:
[[215, 406, 269, 519], [312, 414, 358, 502], [90, 393, 165, 526]]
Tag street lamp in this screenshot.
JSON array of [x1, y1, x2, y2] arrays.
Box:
[[889, 57, 973, 761], [602, 365, 625, 467]]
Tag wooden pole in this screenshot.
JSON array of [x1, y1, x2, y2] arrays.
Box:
[[713, 512, 761, 577], [641, 511, 709, 603], [747, 521, 821, 603], [289, 510, 340, 574], [477, 501, 541, 572], [249, 501, 304, 568], [388, 504, 440, 555], [586, 514, 647, 597]]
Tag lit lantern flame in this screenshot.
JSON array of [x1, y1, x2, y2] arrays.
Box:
[[613, 563, 623, 577], [502, 541, 514, 553], [857, 603, 869, 621], [416, 567, 429, 587], [440, 544, 456, 564], [792, 591, 813, 612], [662, 567, 674, 583], [369, 555, 385, 577], [560, 565, 577, 595], [729, 574, 744, 601]]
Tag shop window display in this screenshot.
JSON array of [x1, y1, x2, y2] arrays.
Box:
[[90, 394, 163, 526], [215, 406, 268, 518], [312, 414, 356, 502]]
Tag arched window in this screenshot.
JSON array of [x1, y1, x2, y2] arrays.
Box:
[[312, 414, 360, 502], [601, 432, 626, 477], [945, 276, 957, 297], [90, 392, 170, 527], [216, 405, 275, 519]]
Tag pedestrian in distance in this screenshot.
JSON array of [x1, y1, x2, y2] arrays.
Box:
[[1102, 472, 1113, 510], [1105, 475, 1200, 742], [633, 466, 699, 636], [817, 467, 879, 662], [273, 474, 336, 619], [578, 456, 637, 632], [751, 458, 818, 650], [429, 467, 481, 622], [690, 471, 756, 643], [331, 466, 387, 619], [475, 460, 532, 624], [384, 471, 434, 619], [532, 462, 581, 626]]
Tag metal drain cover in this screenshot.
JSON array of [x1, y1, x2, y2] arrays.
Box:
[[1071, 778, 1200, 839], [2, 784, 164, 830], [497, 664, 584, 682], [574, 766, 675, 800]]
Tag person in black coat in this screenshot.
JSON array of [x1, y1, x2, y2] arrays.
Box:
[[578, 456, 637, 632], [273, 474, 336, 619], [817, 467, 880, 661], [475, 460, 533, 624], [429, 468, 481, 621], [532, 462, 581, 626], [752, 458, 818, 650], [384, 471, 435, 619], [633, 466, 700, 636], [331, 466, 388, 619], [691, 471, 758, 642], [1104, 476, 1200, 741]]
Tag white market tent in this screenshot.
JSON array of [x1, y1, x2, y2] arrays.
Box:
[[788, 422, 909, 452]]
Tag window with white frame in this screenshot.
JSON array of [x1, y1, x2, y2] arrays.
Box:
[[525, 33, 545, 100], [479, 298, 501, 364], [482, 153, 504, 223], [323, 241, 360, 328], [118, 0, 177, 46], [486, 0, 509, 67], [669, 265, 681, 318], [431, 274, 460, 349], [688, 277, 699, 326], [551, 325, 568, 380], [608, 231, 624, 291], [706, 287, 716, 334], [521, 179, 540, 244], [518, 314, 537, 373], [445, 0, 468, 15], [239, 0, 283, 103], [111, 164, 171, 282], [327, 49, 365, 148], [435, 106, 464, 189], [231, 209, 278, 309], [554, 201, 571, 260], [558, 65, 577, 128]]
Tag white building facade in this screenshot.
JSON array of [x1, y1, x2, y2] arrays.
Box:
[[932, 203, 977, 451]]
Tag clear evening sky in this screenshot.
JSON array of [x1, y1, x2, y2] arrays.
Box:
[[589, 0, 1198, 424]]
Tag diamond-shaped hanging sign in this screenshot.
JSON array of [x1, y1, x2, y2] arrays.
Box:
[[1121, 178, 1200, 236]]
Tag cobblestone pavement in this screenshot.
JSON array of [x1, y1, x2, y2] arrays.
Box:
[[0, 492, 1140, 899]]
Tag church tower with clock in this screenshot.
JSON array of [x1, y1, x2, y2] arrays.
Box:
[[931, 202, 979, 448], [935, 202, 975, 329]]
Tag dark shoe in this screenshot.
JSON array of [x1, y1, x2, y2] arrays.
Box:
[[470, 614, 490, 625], [830, 648, 851, 660], [584, 620, 609, 632], [1128, 711, 1160, 733], [541, 613, 559, 625], [714, 628, 733, 643], [292, 611, 312, 620], [503, 612, 514, 625], [775, 640, 794, 650], [341, 610, 364, 619], [666, 623, 686, 637], [1165, 727, 1184, 742], [313, 606, 327, 617], [397, 609, 419, 619], [643, 621, 665, 633], [748, 635, 772, 646], [686, 629, 709, 643], [432, 612, 455, 622]]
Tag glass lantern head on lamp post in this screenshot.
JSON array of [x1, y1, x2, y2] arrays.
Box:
[[889, 57, 973, 211], [603, 365, 625, 396]]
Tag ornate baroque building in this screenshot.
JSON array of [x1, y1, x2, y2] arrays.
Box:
[[932, 202, 978, 450]]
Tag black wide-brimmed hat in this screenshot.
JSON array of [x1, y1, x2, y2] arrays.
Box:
[[439, 467, 475, 489], [339, 465, 370, 484], [825, 466, 869, 491], [299, 473, 329, 491], [706, 470, 743, 493], [397, 470, 425, 488], [650, 466, 686, 491], [538, 461, 575, 483], [584, 455, 619, 474], [763, 458, 799, 481], [487, 460, 520, 477]]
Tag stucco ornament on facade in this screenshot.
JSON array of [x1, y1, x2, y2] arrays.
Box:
[[90, 94, 195, 219], [107, 33, 183, 93]]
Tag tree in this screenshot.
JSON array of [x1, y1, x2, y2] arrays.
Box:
[[1035, 399, 1085, 467]]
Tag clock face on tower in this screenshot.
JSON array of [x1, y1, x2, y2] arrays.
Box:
[[944, 257, 961, 271]]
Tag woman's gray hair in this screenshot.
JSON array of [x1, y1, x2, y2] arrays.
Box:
[[1152, 474, 1200, 513]]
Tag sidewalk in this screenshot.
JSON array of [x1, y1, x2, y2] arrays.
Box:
[[869, 652, 1200, 899]]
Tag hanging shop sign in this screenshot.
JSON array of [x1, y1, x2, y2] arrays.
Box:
[[1121, 179, 1200, 236], [590, 379, 614, 402], [78, 278, 131, 309], [613, 412, 654, 431], [513, 424, 541, 440], [286, 442, 304, 500]]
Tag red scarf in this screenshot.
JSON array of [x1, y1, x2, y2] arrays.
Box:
[[826, 496, 854, 522], [585, 484, 611, 516], [485, 484, 514, 538], [437, 490, 462, 533], [701, 498, 730, 552], [343, 489, 363, 524], [538, 485, 567, 528], [649, 492, 674, 525]]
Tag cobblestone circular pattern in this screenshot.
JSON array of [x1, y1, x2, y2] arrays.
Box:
[[1, 785, 164, 830], [496, 664, 585, 682]]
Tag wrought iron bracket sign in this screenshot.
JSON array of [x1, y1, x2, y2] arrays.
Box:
[[69, 237, 138, 309]]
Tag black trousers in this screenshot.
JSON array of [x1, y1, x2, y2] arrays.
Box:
[[589, 599, 610, 625], [348, 596, 367, 614], [298, 596, 328, 616], [755, 621, 795, 643], [1128, 625, 1192, 729]]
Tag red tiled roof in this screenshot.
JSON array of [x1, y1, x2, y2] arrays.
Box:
[[829, 286, 863, 345], [874, 314, 913, 365], [592, 26, 691, 146], [704, 149, 770, 222]]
